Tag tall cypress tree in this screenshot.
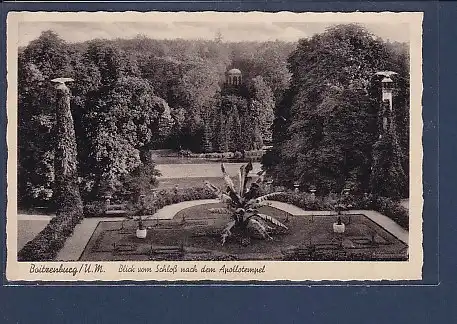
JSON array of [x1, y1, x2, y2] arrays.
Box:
[[370, 101, 407, 198], [53, 81, 83, 216]]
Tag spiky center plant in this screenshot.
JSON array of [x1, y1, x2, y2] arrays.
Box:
[[205, 162, 288, 245]]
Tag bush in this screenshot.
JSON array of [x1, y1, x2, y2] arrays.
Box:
[[367, 196, 409, 229], [130, 186, 217, 216], [83, 201, 107, 217], [117, 161, 160, 202], [179, 149, 192, 157]]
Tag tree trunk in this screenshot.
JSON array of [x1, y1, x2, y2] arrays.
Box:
[[54, 83, 83, 216]]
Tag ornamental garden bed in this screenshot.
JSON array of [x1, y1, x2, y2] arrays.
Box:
[[79, 204, 408, 262]]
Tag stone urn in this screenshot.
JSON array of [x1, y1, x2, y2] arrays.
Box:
[[136, 220, 147, 239], [333, 217, 345, 233], [136, 228, 147, 239]]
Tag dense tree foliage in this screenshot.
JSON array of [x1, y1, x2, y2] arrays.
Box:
[[18, 24, 410, 207], [265, 25, 409, 198], [18, 31, 293, 206]]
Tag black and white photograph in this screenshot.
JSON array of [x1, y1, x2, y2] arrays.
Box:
[[6, 11, 423, 281]]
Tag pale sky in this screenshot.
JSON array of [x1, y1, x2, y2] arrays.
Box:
[[17, 19, 410, 47]]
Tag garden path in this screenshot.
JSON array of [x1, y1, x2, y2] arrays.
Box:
[[56, 217, 125, 261], [151, 199, 220, 220]]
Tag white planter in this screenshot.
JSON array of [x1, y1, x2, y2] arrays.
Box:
[[333, 223, 345, 233], [136, 228, 147, 239]]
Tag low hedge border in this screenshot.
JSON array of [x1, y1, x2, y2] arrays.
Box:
[[18, 207, 84, 261], [181, 150, 264, 161], [18, 186, 408, 262]]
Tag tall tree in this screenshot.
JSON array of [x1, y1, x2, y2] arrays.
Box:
[[267, 24, 407, 194], [81, 75, 171, 198], [17, 31, 74, 207], [247, 76, 275, 143], [52, 79, 83, 216]]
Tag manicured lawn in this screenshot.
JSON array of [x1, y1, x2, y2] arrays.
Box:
[[79, 204, 408, 261], [157, 177, 225, 189], [156, 162, 262, 179]]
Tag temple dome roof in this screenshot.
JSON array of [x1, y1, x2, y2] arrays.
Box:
[[227, 68, 242, 75]]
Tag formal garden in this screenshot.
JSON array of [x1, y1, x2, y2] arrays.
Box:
[[17, 24, 410, 262], [18, 162, 409, 262]]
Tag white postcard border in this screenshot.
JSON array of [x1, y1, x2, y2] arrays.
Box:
[[6, 11, 423, 282]]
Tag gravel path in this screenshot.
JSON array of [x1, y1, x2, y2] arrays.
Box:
[[56, 217, 125, 261], [151, 199, 220, 220]]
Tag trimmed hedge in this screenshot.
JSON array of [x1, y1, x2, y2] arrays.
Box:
[[181, 150, 264, 162], [267, 192, 337, 211], [18, 207, 84, 261]]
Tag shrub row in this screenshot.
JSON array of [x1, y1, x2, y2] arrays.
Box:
[[181, 150, 265, 160], [83, 201, 107, 217], [130, 188, 408, 229], [268, 192, 337, 211], [18, 207, 84, 261], [132, 187, 217, 216]]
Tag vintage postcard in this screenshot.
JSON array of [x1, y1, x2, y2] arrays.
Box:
[[6, 11, 423, 282]]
